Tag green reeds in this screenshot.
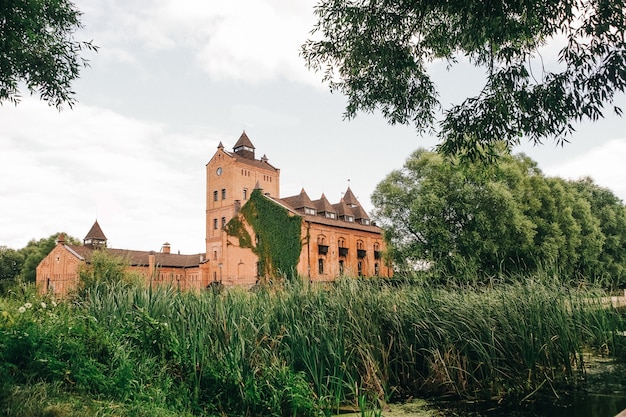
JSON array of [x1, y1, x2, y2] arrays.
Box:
[[1, 273, 624, 416]]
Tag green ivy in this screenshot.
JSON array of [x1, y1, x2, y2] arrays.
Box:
[[225, 189, 302, 281]]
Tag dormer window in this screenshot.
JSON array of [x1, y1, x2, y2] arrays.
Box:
[[304, 207, 316, 215], [345, 215, 354, 222], [325, 212, 336, 219]]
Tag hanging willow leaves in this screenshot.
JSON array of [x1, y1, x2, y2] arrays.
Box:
[[302, 0, 626, 160]]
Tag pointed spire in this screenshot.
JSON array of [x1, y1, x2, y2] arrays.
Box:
[[333, 198, 355, 221], [342, 187, 361, 208], [280, 189, 317, 214], [314, 193, 336, 215], [217, 141, 224, 150], [233, 131, 256, 159], [84, 220, 107, 248]]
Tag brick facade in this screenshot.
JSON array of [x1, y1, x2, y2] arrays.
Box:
[[36, 132, 391, 295]]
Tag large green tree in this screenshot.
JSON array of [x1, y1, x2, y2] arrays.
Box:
[[0, 246, 24, 282], [572, 178, 626, 282], [372, 150, 621, 283], [302, 0, 626, 159], [0, 0, 97, 108]]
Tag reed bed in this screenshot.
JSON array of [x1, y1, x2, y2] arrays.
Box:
[[1, 276, 624, 416]]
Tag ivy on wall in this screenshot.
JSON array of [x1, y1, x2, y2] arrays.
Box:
[[225, 189, 302, 281]]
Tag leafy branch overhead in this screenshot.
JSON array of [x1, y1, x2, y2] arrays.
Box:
[[302, 0, 626, 159], [0, 0, 98, 108]]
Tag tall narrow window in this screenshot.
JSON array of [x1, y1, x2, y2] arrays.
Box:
[[318, 258, 324, 274], [221, 217, 226, 228], [358, 261, 363, 276], [221, 189, 226, 200], [213, 218, 218, 229], [339, 260, 344, 275], [243, 188, 247, 200], [213, 190, 218, 201]]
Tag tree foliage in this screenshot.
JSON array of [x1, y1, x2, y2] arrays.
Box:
[[0, 0, 97, 108], [371, 149, 626, 284], [302, 0, 626, 159], [1, 233, 80, 284]]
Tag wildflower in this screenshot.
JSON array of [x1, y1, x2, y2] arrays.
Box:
[[24, 302, 32, 309], [41, 302, 47, 309], [52, 301, 57, 307], [18, 306, 26, 314]]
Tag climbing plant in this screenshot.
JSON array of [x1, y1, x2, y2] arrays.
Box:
[[225, 189, 303, 281]]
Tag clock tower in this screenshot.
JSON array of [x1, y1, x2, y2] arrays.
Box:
[[205, 132, 280, 284]]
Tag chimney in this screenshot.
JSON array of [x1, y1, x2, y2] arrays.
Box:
[[161, 242, 171, 254]]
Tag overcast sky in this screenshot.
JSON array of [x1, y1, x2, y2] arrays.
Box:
[[1, 0, 625, 254]]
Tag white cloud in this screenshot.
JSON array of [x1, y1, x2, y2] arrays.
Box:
[[544, 138, 626, 203], [76, 0, 321, 86], [0, 99, 210, 253]]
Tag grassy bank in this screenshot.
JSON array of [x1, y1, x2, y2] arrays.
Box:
[[0, 276, 624, 416]]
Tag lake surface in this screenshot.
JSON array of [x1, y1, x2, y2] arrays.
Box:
[[342, 355, 626, 417]]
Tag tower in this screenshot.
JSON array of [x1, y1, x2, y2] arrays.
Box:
[[205, 132, 280, 284]]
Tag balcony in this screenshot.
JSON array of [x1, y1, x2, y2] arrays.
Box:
[[357, 249, 367, 259], [318, 244, 329, 255], [338, 247, 349, 257]]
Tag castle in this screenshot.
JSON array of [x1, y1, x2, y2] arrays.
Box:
[[36, 132, 392, 295]]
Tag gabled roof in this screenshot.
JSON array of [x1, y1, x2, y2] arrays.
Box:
[[65, 245, 205, 268], [333, 198, 355, 218], [281, 188, 315, 211], [343, 187, 361, 207], [351, 204, 370, 221], [84, 220, 107, 242], [313, 193, 335, 214], [233, 131, 255, 150]]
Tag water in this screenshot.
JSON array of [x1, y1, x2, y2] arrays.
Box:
[[435, 356, 626, 417], [342, 356, 626, 417]]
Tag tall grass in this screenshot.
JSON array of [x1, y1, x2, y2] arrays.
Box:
[[1, 273, 624, 416]]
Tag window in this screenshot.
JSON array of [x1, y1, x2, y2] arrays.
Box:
[[221, 189, 226, 200], [325, 212, 336, 219], [346, 215, 354, 222], [318, 258, 324, 274], [213, 218, 218, 229], [221, 217, 226, 228], [243, 188, 248, 200], [213, 250, 217, 260], [358, 261, 363, 276], [339, 260, 344, 275], [213, 190, 218, 201], [304, 207, 316, 215], [374, 263, 380, 276]]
